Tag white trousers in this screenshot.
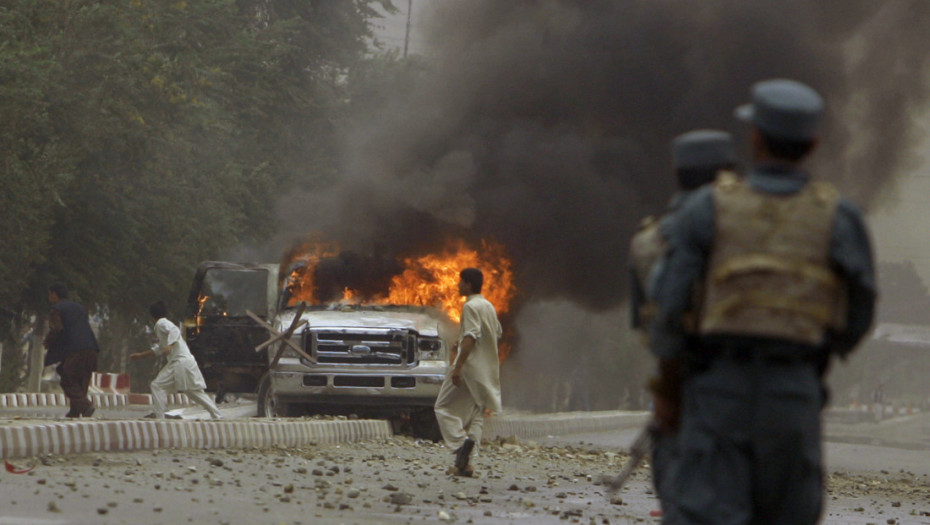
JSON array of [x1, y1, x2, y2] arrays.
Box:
[[434, 376, 485, 451], [151, 366, 222, 419]]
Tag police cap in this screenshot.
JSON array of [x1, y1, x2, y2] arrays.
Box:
[[672, 129, 736, 171], [735, 79, 823, 141]]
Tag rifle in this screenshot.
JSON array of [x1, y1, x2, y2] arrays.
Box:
[[607, 422, 658, 493]]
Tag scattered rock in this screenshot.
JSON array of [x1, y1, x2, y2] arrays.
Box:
[[387, 492, 413, 505]]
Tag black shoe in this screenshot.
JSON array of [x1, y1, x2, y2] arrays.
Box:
[[143, 412, 157, 419], [64, 410, 81, 419], [455, 438, 475, 473], [82, 406, 95, 418]]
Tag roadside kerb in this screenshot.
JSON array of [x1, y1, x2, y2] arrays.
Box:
[[1, 401, 650, 460], [1, 418, 394, 460], [0, 392, 192, 409], [485, 410, 650, 440]]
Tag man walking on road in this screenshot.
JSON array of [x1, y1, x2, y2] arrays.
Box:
[[130, 301, 222, 420], [650, 79, 876, 524], [434, 268, 503, 476], [43, 283, 99, 418]]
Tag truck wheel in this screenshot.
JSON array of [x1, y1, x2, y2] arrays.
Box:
[[257, 372, 290, 417]]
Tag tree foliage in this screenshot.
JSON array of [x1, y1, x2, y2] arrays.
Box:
[[0, 0, 395, 384]]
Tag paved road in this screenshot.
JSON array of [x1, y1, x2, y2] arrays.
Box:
[[3, 403, 929, 524], [1, 424, 927, 525]]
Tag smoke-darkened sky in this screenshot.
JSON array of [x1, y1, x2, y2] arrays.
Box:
[[274, 0, 930, 312]]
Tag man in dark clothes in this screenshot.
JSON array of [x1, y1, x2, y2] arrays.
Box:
[[43, 283, 99, 418]]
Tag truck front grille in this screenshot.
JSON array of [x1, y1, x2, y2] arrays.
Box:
[[307, 329, 413, 366]]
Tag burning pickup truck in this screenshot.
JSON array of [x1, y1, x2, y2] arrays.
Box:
[[183, 260, 454, 437]]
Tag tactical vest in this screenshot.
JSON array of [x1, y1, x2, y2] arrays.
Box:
[[52, 300, 100, 354], [698, 173, 846, 346], [629, 215, 663, 328]]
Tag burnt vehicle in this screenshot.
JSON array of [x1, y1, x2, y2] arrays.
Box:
[[183, 261, 451, 438]]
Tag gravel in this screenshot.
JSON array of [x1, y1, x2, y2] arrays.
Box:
[[0, 435, 926, 524]]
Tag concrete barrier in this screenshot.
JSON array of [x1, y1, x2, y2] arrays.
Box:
[[485, 410, 650, 440], [0, 418, 393, 459], [89, 372, 131, 394], [0, 392, 650, 460], [0, 392, 194, 409]]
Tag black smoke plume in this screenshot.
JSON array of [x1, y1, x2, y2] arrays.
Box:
[[274, 1, 930, 312]]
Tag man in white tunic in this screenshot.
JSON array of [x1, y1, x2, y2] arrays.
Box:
[[130, 301, 223, 419], [434, 268, 503, 476]]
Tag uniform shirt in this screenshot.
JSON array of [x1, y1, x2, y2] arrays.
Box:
[[629, 192, 692, 330], [649, 164, 876, 360], [457, 294, 504, 414]]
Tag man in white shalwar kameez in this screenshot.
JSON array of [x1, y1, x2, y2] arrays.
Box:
[[130, 301, 222, 419], [434, 268, 502, 476]]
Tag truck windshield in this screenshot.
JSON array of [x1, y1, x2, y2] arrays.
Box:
[[200, 269, 269, 317]]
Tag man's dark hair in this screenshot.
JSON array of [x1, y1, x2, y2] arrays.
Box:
[[48, 283, 69, 299], [460, 268, 484, 294], [149, 301, 168, 320], [760, 132, 815, 162]]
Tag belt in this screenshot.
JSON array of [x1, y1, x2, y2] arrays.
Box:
[[702, 339, 824, 366], [714, 346, 813, 365]]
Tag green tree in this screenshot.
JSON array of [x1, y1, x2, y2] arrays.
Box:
[[0, 0, 395, 387]]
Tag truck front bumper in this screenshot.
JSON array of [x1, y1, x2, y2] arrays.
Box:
[[269, 360, 446, 408]]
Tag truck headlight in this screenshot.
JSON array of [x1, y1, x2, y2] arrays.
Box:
[[273, 337, 303, 360], [417, 338, 444, 361]]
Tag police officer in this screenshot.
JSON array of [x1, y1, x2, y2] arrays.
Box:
[[649, 79, 876, 524], [629, 129, 736, 517], [630, 129, 737, 332]]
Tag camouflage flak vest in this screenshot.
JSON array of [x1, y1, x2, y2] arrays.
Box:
[[630, 215, 664, 328], [698, 173, 846, 346]]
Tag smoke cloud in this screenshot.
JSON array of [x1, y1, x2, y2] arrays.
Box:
[[274, 0, 930, 312], [264, 1, 930, 410]]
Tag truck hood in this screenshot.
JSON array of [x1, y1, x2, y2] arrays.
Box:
[[275, 307, 445, 337]]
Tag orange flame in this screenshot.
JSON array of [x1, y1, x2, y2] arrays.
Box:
[[282, 237, 516, 337], [282, 240, 342, 305], [384, 239, 514, 323], [194, 294, 210, 333]]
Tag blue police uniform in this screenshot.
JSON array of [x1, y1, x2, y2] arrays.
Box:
[[649, 80, 877, 524], [629, 130, 736, 517]]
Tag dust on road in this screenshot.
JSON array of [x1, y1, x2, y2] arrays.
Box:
[[2, 434, 930, 524]]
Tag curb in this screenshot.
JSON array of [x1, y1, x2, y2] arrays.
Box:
[[1, 419, 393, 460], [0, 392, 650, 460], [485, 410, 650, 440], [0, 392, 193, 409], [0, 410, 650, 460]]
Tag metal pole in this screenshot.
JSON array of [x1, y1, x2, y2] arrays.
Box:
[[403, 0, 412, 58]]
